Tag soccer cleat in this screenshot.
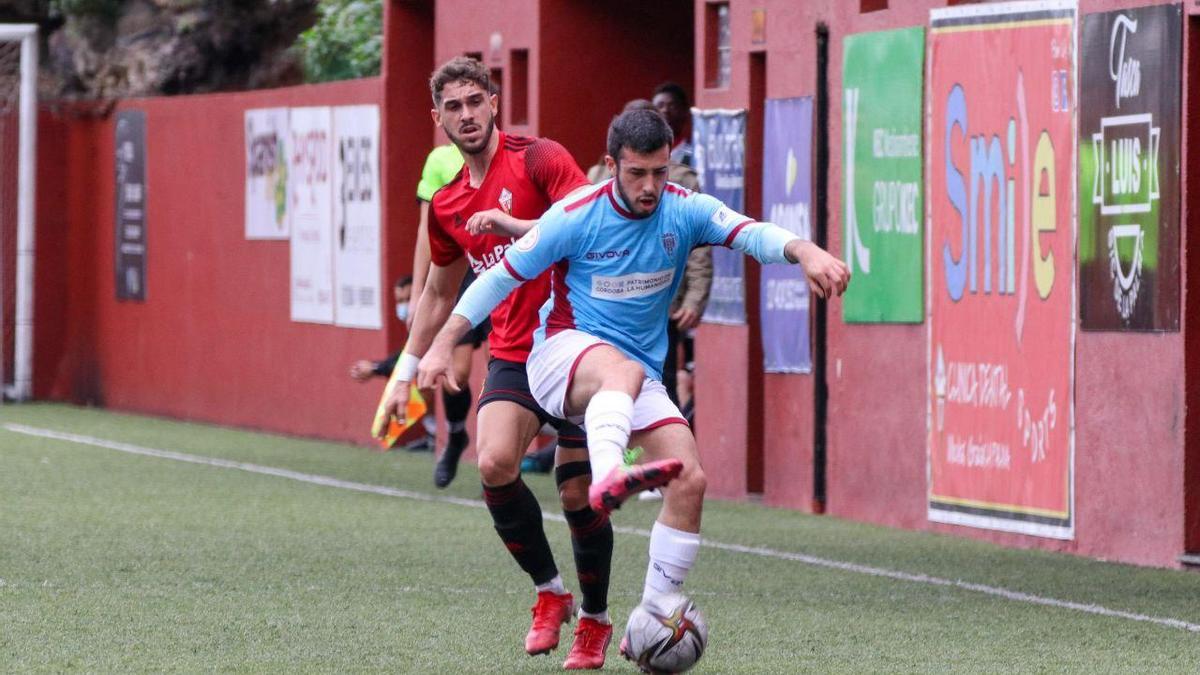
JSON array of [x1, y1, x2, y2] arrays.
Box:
[[562, 617, 612, 669], [588, 459, 684, 516], [525, 590, 575, 656], [433, 433, 468, 488]]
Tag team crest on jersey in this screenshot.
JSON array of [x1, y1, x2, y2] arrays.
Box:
[[661, 232, 677, 257], [498, 188, 513, 214]]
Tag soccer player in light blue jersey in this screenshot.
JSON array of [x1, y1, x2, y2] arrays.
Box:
[[415, 109, 849, 646]]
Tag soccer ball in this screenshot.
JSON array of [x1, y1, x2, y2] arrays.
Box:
[[620, 595, 708, 673]]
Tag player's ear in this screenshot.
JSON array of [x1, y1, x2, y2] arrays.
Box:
[[489, 93, 498, 114], [430, 107, 442, 127], [604, 154, 617, 175]]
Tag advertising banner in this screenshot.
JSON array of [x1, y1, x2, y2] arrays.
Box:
[[115, 109, 147, 301], [245, 108, 290, 240], [288, 107, 335, 324], [692, 108, 747, 325], [927, 1, 1076, 539], [332, 105, 382, 330], [1079, 4, 1181, 330], [760, 97, 813, 373], [841, 27, 925, 323]]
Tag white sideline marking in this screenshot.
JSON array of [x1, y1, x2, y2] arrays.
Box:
[[7, 422, 1200, 634]]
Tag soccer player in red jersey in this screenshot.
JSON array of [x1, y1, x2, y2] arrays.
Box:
[[381, 57, 616, 669]]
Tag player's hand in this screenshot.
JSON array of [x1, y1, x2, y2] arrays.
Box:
[[349, 360, 375, 382], [795, 241, 851, 299], [379, 379, 412, 436], [416, 343, 460, 393], [465, 208, 523, 237], [671, 306, 702, 331]]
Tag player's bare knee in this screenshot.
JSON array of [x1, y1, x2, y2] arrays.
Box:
[[557, 476, 590, 511], [672, 463, 707, 503], [476, 444, 519, 485]]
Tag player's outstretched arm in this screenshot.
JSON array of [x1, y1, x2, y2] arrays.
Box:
[[416, 259, 530, 392], [465, 208, 536, 238], [380, 257, 467, 424], [783, 239, 851, 298]]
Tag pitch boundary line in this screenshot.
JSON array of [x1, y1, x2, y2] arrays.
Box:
[[6, 422, 1199, 634]]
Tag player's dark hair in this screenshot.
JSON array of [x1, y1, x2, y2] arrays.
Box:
[[623, 98, 656, 113], [607, 109, 674, 163], [653, 81, 689, 108], [429, 56, 493, 106], [394, 275, 413, 289]]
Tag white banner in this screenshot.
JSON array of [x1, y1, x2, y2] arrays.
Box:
[[288, 106, 335, 324], [244, 108, 290, 240], [332, 105, 382, 329]]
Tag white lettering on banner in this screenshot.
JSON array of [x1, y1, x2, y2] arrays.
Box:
[[709, 277, 744, 303], [944, 360, 1012, 410], [1109, 15, 1141, 108], [765, 278, 809, 312], [872, 181, 920, 234], [872, 129, 920, 158], [769, 202, 811, 239], [1016, 388, 1057, 464], [946, 434, 1012, 470], [591, 269, 675, 300]]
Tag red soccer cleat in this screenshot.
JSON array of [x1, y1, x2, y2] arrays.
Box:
[[588, 459, 684, 516], [525, 590, 575, 656], [562, 617, 613, 670]]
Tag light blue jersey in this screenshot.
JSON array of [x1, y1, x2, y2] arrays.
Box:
[[453, 179, 800, 379]]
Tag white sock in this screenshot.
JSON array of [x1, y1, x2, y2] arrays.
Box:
[[642, 521, 700, 612], [535, 574, 567, 595], [421, 415, 437, 436], [580, 608, 611, 625], [585, 391, 634, 482]]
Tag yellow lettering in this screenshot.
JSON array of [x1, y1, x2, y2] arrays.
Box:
[[1031, 131, 1055, 300]]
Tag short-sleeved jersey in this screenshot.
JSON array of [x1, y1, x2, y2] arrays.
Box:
[[427, 132, 588, 362], [501, 179, 796, 378], [416, 144, 465, 202]]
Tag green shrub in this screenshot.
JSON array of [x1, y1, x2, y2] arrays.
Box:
[[298, 0, 382, 83]]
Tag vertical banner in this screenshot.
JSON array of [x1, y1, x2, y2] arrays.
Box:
[[245, 108, 290, 240], [115, 109, 147, 302], [332, 105, 382, 329], [692, 108, 747, 325], [288, 107, 335, 324], [928, 1, 1076, 539], [842, 27, 926, 323], [760, 97, 813, 373], [1079, 5, 1181, 330]]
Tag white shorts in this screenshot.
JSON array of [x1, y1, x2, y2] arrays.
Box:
[[527, 329, 688, 431]]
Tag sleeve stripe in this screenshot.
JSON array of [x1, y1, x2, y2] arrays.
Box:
[[723, 220, 757, 247], [502, 257, 527, 281]]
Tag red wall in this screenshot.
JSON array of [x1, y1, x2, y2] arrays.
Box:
[[35, 80, 401, 443], [695, 0, 1195, 567]]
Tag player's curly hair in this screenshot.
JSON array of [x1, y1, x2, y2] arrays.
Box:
[[429, 56, 494, 106], [606, 109, 674, 162]]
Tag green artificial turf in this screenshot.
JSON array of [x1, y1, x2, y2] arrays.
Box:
[[2, 403, 1198, 672]]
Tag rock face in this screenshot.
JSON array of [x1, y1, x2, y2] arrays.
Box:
[[41, 0, 319, 99]]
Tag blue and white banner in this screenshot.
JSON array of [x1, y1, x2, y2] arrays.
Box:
[[761, 98, 813, 373], [692, 108, 747, 325]]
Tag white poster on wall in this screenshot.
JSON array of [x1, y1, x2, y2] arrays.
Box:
[[332, 105, 382, 329], [244, 107, 291, 240], [288, 106, 335, 324]]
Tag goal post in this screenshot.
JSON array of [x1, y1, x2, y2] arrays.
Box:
[[0, 24, 36, 402]]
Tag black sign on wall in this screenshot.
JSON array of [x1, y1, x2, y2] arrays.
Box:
[[115, 110, 147, 301], [1079, 5, 1181, 330]]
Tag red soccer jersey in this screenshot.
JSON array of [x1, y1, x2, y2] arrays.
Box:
[[428, 132, 588, 362]]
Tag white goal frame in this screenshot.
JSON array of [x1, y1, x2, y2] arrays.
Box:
[[0, 25, 36, 402]]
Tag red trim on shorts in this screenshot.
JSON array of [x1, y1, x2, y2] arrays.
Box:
[[565, 342, 606, 406], [502, 257, 527, 281], [723, 220, 755, 247], [479, 388, 538, 404], [633, 417, 690, 433]]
